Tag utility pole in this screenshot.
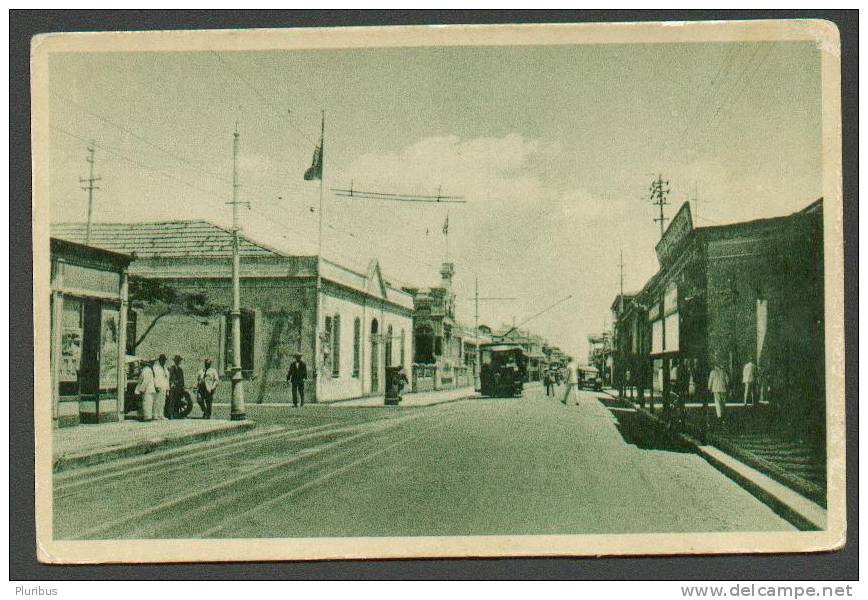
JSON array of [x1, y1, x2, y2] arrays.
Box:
[[619, 248, 625, 314], [690, 182, 700, 222], [649, 174, 670, 239], [80, 142, 101, 245], [617, 248, 625, 396], [471, 277, 516, 388], [228, 124, 246, 421]]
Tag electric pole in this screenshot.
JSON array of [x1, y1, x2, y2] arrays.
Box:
[[80, 142, 101, 245], [471, 277, 516, 389], [649, 174, 670, 239], [228, 124, 246, 421], [690, 182, 700, 222]]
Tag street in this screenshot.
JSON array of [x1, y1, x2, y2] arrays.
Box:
[[54, 386, 794, 540]]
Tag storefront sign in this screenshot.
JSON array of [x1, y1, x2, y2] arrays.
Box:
[[655, 202, 693, 265], [62, 263, 121, 297]]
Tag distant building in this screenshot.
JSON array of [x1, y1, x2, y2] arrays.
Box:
[[50, 238, 133, 427], [402, 262, 476, 391], [587, 332, 613, 382], [52, 221, 414, 404]]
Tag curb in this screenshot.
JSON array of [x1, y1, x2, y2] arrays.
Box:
[[602, 392, 827, 531], [53, 420, 257, 473], [326, 392, 481, 409]]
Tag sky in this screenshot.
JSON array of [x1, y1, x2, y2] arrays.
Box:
[[47, 41, 823, 361]]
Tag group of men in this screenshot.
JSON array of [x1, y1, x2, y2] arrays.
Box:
[[618, 357, 760, 427], [134, 354, 220, 421]]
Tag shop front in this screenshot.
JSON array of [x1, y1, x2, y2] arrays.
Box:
[[50, 238, 132, 427]]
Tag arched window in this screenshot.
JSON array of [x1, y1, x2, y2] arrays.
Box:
[[370, 319, 380, 392], [331, 313, 341, 377], [400, 329, 406, 367], [352, 317, 361, 378], [385, 324, 393, 367]]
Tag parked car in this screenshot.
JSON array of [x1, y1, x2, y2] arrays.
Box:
[[578, 366, 603, 391]]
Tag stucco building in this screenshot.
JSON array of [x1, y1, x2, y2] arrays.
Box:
[[52, 221, 414, 404]]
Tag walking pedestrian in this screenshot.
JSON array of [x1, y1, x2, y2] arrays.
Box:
[[153, 354, 170, 421], [196, 358, 219, 419], [708, 362, 729, 426], [135, 359, 157, 421], [167, 354, 185, 419], [742, 360, 757, 406], [287, 353, 308, 407], [562, 359, 578, 405], [544, 369, 555, 397]]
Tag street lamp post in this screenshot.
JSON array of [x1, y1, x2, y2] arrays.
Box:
[[229, 124, 246, 421]]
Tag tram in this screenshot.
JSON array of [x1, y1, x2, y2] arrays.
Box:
[[479, 343, 528, 398]]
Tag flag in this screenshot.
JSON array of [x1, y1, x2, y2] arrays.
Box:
[[304, 113, 324, 181], [442, 214, 449, 235], [303, 142, 322, 181]]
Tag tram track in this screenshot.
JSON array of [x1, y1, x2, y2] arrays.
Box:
[[63, 411, 431, 540], [55, 421, 353, 498]]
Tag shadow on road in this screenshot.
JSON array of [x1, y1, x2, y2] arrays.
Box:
[[596, 396, 693, 453]]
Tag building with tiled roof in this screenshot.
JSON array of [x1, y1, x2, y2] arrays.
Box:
[[52, 221, 415, 404]]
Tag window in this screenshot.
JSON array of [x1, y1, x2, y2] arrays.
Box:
[[225, 309, 255, 374], [664, 313, 679, 352], [399, 329, 405, 367], [352, 317, 361, 378], [385, 324, 393, 367], [651, 319, 664, 355], [332, 314, 341, 377]]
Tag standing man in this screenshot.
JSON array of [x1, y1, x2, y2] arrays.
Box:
[[196, 358, 220, 419], [152, 354, 170, 421], [544, 369, 555, 397], [562, 359, 578, 406], [287, 353, 308, 407], [135, 359, 157, 421], [708, 361, 729, 426], [742, 359, 757, 406], [167, 354, 185, 419]]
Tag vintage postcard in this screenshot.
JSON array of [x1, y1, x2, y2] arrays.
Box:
[[31, 19, 844, 563]]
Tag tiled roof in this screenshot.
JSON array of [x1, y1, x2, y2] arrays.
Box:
[[50, 221, 286, 259]]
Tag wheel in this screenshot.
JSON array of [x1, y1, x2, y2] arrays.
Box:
[[174, 390, 194, 418]]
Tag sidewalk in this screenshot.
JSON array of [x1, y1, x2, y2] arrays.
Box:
[[329, 386, 479, 408], [601, 388, 826, 530], [53, 417, 257, 472], [610, 387, 826, 505]]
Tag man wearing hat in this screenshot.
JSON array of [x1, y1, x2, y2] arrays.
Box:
[[167, 354, 185, 419], [286, 353, 308, 407]]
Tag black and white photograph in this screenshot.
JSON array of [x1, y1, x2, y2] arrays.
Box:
[[29, 18, 845, 563]]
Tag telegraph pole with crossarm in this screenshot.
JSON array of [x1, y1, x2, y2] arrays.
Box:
[[649, 174, 670, 239], [80, 142, 101, 245]]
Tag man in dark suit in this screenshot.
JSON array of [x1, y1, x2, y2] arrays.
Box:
[[286, 353, 308, 407], [167, 354, 185, 419]]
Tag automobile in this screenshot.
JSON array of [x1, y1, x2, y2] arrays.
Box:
[[578, 366, 603, 391]]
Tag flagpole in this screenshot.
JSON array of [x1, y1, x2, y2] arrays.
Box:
[[445, 209, 450, 263], [315, 110, 325, 392]]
